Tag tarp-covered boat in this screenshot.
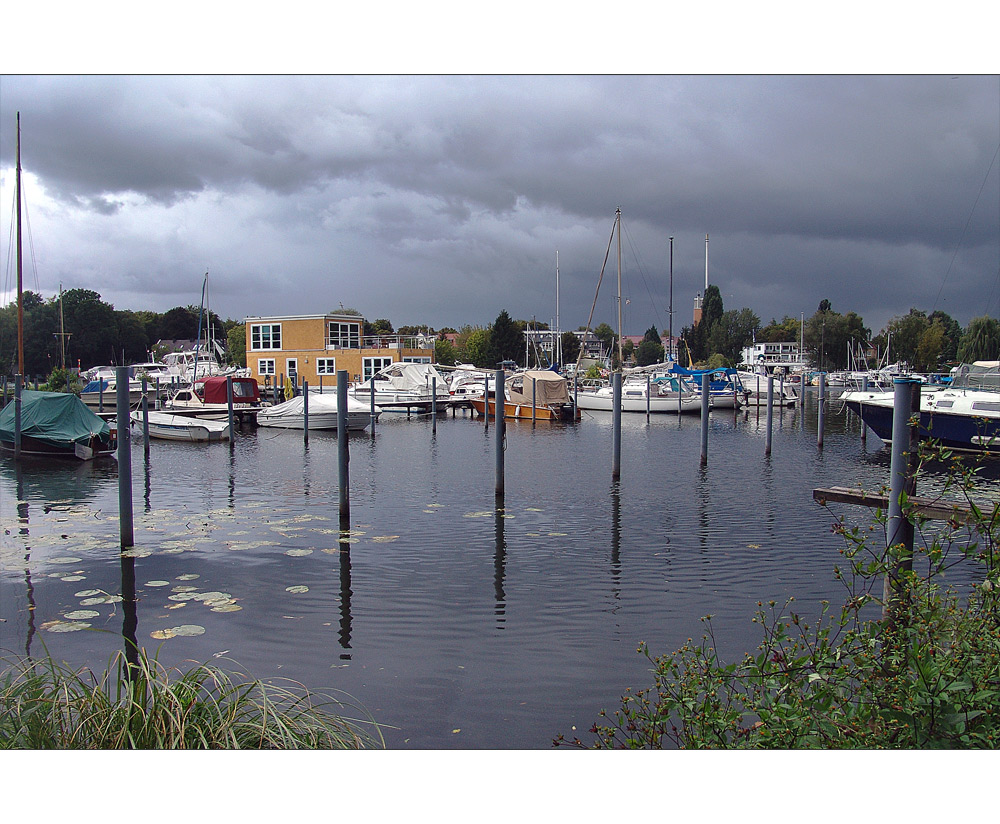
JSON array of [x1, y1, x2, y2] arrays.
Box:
[[0, 390, 116, 459]]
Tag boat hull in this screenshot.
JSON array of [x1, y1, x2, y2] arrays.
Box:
[[131, 411, 230, 442], [575, 391, 702, 414], [256, 411, 371, 430], [469, 397, 579, 421], [843, 396, 1000, 452]]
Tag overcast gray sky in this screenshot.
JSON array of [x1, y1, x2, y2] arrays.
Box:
[[2, 25, 998, 341]]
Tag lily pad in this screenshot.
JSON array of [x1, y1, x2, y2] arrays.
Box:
[[74, 589, 104, 597], [176, 573, 200, 581], [150, 629, 176, 639], [80, 596, 121, 606], [64, 609, 100, 619], [172, 585, 198, 592], [50, 556, 83, 564], [120, 548, 152, 558], [285, 586, 309, 594], [43, 620, 91, 633], [145, 580, 171, 587], [171, 625, 206, 637], [285, 549, 313, 556], [211, 604, 243, 613]]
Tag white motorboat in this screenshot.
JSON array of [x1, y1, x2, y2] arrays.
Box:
[[349, 362, 452, 411], [736, 370, 799, 407], [575, 379, 703, 413], [131, 410, 230, 442], [256, 391, 377, 430], [162, 376, 268, 422]]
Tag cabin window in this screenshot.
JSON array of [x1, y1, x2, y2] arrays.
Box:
[[251, 324, 282, 351], [327, 322, 360, 349], [258, 358, 276, 376], [935, 400, 954, 408], [317, 358, 336, 375], [363, 357, 393, 382], [972, 401, 1000, 413]]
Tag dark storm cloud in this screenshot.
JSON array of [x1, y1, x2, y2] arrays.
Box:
[[1, 74, 997, 336]]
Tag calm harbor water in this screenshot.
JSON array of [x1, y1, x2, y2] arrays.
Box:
[[3, 389, 997, 749]]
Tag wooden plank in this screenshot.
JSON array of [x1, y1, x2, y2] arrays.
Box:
[[812, 486, 996, 525]]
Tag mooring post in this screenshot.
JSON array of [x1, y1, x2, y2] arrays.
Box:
[[883, 378, 920, 622], [99, 379, 104, 413], [861, 375, 869, 443], [484, 373, 490, 432], [226, 375, 235, 440], [303, 380, 309, 443], [817, 372, 826, 449], [531, 375, 536, 424], [700, 373, 710, 465], [765, 375, 774, 457], [495, 368, 505, 498], [13, 375, 22, 459], [432, 376, 437, 423], [116, 366, 134, 548], [612, 372, 622, 480], [141, 377, 150, 459], [337, 371, 350, 522], [369, 375, 377, 435], [646, 374, 651, 419]]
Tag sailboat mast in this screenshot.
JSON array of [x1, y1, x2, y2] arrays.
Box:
[[59, 283, 66, 369], [16, 112, 24, 376], [615, 208, 623, 370], [668, 236, 674, 362], [555, 250, 561, 366], [705, 233, 709, 289]]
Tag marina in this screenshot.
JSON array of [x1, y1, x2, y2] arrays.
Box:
[[3, 388, 997, 749]]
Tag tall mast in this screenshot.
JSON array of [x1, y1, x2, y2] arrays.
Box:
[[58, 283, 68, 369], [616, 208, 624, 371], [555, 250, 561, 366], [704, 233, 709, 290], [16, 112, 24, 376], [668, 236, 674, 362]]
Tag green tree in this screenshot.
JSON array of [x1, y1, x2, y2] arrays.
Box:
[[60, 289, 118, 369], [463, 328, 491, 368], [561, 331, 581, 366], [881, 309, 930, 369], [928, 310, 962, 364], [803, 302, 869, 371], [593, 322, 618, 366], [757, 316, 802, 344], [433, 337, 457, 367], [913, 320, 946, 373], [488, 310, 525, 366], [642, 325, 660, 344], [635, 339, 665, 367], [957, 316, 1000, 362], [684, 285, 724, 363], [227, 323, 247, 367], [708, 308, 760, 366]]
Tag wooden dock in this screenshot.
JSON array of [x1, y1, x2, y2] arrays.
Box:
[[813, 486, 998, 525]]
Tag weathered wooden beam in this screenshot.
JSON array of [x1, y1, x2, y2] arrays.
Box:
[[813, 486, 996, 525]]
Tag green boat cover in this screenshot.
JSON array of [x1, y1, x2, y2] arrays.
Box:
[[0, 390, 111, 448]]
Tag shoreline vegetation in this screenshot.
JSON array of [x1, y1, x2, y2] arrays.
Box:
[[0, 648, 382, 749], [556, 441, 1000, 749]]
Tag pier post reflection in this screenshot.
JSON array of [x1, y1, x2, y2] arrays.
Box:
[[15, 463, 36, 658], [494, 505, 507, 628], [338, 528, 353, 658], [610, 481, 622, 596], [120, 553, 140, 678]]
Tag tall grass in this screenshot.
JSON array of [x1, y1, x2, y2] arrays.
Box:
[[0, 649, 382, 749]]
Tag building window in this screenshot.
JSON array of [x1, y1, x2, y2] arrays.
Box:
[[363, 357, 393, 382], [317, 358, 336, 375], [403, 356, 431, 364], [251, 323, 282, 351], [258, 358, 276, 376], [328, 321, 360, 349]]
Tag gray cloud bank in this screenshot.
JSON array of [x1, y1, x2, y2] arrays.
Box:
[[1, 75, 997, 338]]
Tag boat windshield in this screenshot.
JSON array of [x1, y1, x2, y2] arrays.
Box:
[[952, 362, 1000, 391]]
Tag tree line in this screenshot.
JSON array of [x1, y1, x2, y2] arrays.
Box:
[[4, 287, 998, 381], [679, 285, 1000, 372]]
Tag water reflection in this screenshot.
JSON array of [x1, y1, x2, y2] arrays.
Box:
[[338, 530, 353, 658], [494, 505, 506, 628], [610, 482, 622, 598]]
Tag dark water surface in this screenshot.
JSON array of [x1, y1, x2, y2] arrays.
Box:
[[3, 390, 997, 748]]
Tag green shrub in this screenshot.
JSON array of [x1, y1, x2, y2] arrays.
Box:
[[557, 443, 1000, 749]]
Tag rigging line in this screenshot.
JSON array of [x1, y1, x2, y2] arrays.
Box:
[[620, 217, 665, 334], [574, 216, 617, 375], [931, 137, 1000, 316]]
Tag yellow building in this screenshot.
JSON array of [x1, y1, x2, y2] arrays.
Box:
[[244, 313, 437, 389]]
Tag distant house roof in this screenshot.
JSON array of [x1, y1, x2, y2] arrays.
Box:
[[155, 339, 199, 352]]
